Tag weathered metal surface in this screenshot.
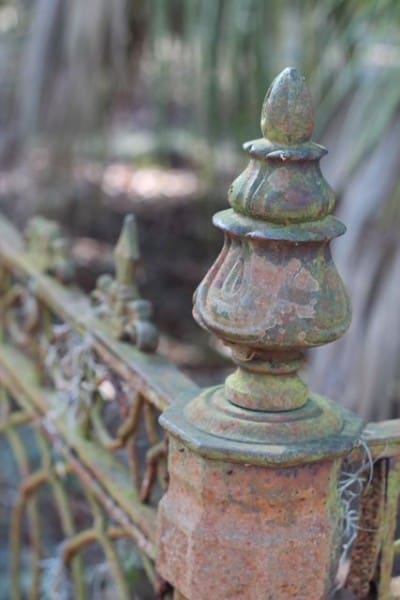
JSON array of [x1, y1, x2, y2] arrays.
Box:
[[161, 67, 362, 463], [162, 386, 362, 467], [92, 214, 159, 352], [24, 215, 75, 283], [345, 458, 387, 598], [2, 65, 400, 600], [0, 214, 188, 597], [193, 67, 351, 416], [157, 67, 362, 599], [0, 344, 156, 554], [332, 421, 400, 598], [158, 438, 343, 600], [0, 214, 199, 410], [376, 458, 400, 598], [362, 419, 400, 457], [0, 379, 166, 598]]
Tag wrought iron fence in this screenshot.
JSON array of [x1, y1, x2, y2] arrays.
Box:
[[0, 213, 198, 599], [2, 66, 400, 600]]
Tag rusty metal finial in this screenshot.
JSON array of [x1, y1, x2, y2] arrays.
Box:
[[114, 214, 140, 289], [157, 68, 364, 600], [193, 66, 349, 418], [229, 67, 335, 224], [91, 215, 159, 352], [161, 67, 362, 463]]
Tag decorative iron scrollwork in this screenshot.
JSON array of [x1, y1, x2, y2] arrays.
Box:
[[1, 281, 40, 350], [44, 325, 110, 436], [25, 216, 75, 283]]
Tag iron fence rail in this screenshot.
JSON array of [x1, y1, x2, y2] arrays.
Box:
[[0, 213, 199, 599]]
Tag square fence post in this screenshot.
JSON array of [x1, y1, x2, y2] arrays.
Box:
[[157, 68, 363, 599]]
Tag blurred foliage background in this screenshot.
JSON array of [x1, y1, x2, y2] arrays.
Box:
[[0, 0, 399, 423]]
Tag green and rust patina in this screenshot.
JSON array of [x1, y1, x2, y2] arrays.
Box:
[[157, 68, 363, 600], [161, 67, 362, 464], [91, 214, 159, 352], [0, 213, 198, 599], [24, 215, 75, 283], [2, 66, 400, 600]]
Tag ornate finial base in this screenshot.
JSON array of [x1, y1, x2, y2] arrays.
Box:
[[224, 349, 308, 411], [225, 367, 308, 411], [160, 386, 363, 466], [185, 387, 344, 444]]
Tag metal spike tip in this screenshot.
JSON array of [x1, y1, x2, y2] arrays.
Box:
[[260, 67, 314, 145], [114, 214, 140, 286]]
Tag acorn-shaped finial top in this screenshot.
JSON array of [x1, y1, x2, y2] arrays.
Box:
[[261, 67, 313, 145]]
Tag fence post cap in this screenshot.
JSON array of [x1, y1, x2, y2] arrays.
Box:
[[161, 67, 363, 466], [261, 66, 313, 145]]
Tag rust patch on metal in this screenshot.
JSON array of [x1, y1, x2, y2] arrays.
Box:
[[157, 439, 343, 600], [346, 458, 387, 598]]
